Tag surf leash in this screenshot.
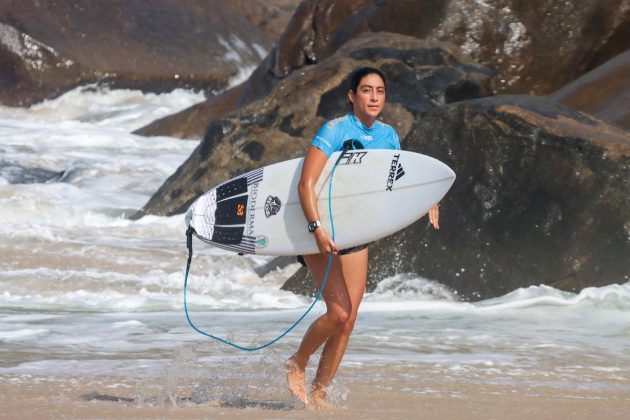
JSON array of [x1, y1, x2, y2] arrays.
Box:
[[183, 147, 350, 351]]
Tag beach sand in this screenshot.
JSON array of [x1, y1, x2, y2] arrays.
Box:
[[2, 363, 628, 419]]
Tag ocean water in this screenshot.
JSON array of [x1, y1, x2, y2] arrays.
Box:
[[1, 86, 629, 401]]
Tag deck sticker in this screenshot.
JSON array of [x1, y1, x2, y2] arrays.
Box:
[[264, 195, 282, 218], [338, 150, 367, 165], [255, 235, 269, 249], [246, 182, 259, 236], [386, 154, 404, 191]]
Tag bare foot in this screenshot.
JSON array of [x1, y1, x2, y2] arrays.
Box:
[[285, 358, 307, 404], [308, 386, 334, 410]]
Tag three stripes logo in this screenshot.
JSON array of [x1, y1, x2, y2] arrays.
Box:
[[386, 153, 405, 191], [396, 163, 405, 181]]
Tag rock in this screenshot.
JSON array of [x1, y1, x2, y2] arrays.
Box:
[[253, 256, 299, 278], [131, 32, 492, 218], [134, 84, 246, 139], [140, 0, 629, 139], [0, 161, 63, 184], [0, 21, 94, 107], [282, 95, 630, 300], [0, 0, 273, 106], [262, 0, 630, 95], [549, 49, 630, 131], [228, 0, 301, 42]]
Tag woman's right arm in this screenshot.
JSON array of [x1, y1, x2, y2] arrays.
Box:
[[298, 146, 337, 255]]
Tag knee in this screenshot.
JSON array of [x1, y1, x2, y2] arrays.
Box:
[[329, 305, 351, 326], [340, 317, 356, 336]]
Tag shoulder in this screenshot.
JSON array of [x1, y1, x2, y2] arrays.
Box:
[[374, 119, 394, 131], [374, 120, 399, 138], [312, 115, 350, 156], [323, 114, 351, 131], [374, 120, 400, 148]]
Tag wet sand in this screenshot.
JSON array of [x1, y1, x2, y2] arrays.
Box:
[[2, 364, 628, 419]]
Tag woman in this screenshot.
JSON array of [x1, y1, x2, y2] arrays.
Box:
[[285, 67, 440, 408]]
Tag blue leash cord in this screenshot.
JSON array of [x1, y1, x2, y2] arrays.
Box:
[[183, 153, 343, 351]]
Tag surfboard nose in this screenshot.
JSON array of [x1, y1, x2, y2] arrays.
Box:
[[429, 156, 456, 181], [443, 162, 456, 180]]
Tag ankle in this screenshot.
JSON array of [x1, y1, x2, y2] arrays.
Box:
[[311, 381, 327, 397], [289, 354, 308, 370]]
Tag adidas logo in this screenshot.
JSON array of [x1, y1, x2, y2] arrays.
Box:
[[386, 153, 404, 191], [396, 163, 405, 181]]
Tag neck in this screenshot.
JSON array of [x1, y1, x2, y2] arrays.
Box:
[[353, 112, 375, 128]]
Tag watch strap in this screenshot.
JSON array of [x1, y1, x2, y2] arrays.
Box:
[[307, 220, 321, 233]]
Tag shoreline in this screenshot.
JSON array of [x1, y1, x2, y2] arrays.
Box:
[[3, 363, 628, 419]]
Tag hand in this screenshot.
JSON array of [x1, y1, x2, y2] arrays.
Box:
[[428, 204, 440, 230], [314, 228, 337, 255]]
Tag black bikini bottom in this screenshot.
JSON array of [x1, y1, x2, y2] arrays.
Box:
[[295, 243, 369, 267]]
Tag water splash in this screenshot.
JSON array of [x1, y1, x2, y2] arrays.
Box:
[[367, 273, 458, 302], [157, 344, 202, 407], [185, 346, 348, 409], [190, 348, 297, 409]]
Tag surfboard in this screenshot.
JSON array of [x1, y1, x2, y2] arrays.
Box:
[[185, 149, 455, 256]]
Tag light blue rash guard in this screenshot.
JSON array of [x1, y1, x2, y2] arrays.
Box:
[[310, 113, 401, 156]]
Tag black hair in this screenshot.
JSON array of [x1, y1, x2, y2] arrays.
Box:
[[349, 67, 387, 93]]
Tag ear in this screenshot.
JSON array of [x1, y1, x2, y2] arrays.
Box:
[[347, 89, 354, 104]]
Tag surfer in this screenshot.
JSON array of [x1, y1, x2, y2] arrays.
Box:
[[286, 67, 440, 408]]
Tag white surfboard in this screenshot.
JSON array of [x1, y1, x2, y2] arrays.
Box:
[[185, 149, 455, 256]]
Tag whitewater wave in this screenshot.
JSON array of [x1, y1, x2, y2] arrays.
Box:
[[0, 84, 206, 131], [362, 276, 630, 314]]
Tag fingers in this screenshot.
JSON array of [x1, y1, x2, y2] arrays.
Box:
[[428, 204, 440, 230], [325, 237, 338, 255], [315, 230, 337, 255], [320, 242, 337, 255]]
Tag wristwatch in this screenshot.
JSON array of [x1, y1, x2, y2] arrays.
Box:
[[307, 220, 321, 233]]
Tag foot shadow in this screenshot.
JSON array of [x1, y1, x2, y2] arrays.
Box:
[[217, 398, 301, 410], [80, 392, 301, 410]]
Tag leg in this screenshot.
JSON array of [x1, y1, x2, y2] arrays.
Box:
[[311, 247, 368, 406], [286, 252, 352, 403]]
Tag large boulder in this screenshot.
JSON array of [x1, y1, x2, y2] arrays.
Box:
[[282, 95, 630, 300], [549, 49, 630, 131], [137, 0, 630, 139], [131, 32, 492, 218], [260, 0, 630, 95], [0, 0, 274, 106], [228, 0, 302, 42]]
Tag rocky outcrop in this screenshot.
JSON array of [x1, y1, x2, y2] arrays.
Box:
[[0, 0, 274, 106], [228, 0, 302, 42], [261, 0, 630, 95], [549, 49, 630, 131], [137, 0, 630, 139], [134, 84, 246, 140], [131, 32, 493, 218], [282, 95, 630, 300]]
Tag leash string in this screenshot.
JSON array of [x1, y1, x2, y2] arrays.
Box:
[[183, 149, 348, 351]]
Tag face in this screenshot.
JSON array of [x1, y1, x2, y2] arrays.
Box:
[[348, 73, 386, 126]]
